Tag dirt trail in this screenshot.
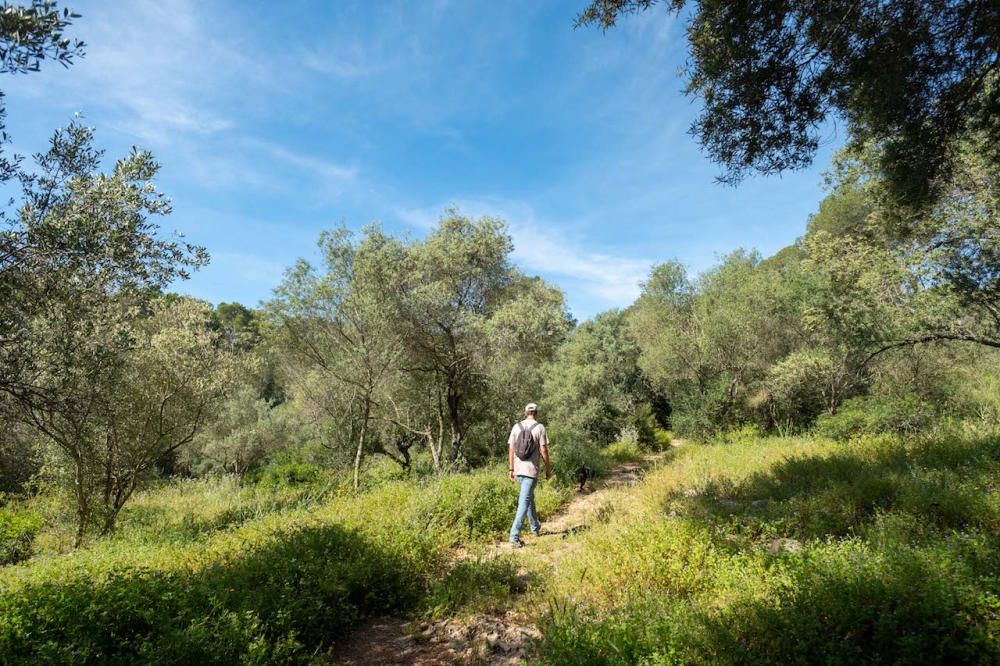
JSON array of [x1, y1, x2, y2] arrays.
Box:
[[332, 450, 672, 665]]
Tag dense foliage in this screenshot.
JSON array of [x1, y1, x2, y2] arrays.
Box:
[[0, 466, 567, 661], [578, 0, 1000, 210]]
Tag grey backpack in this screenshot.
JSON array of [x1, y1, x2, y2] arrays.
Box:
[[514, 421, 539, 460]]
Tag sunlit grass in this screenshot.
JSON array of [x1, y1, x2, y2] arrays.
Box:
[[536, 432, 1000, 664], [0, 463, 571, 661]]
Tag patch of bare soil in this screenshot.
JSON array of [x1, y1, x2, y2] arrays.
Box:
[[333, 616, 460, 665], [333, 612, 540, 665]]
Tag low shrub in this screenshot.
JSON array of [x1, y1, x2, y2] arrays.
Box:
[[816, 394, 939, 440], [0, 508, 42, 565], [627, 404, 660, 451], [716, 423, 764, 445], [549, 426, 611, 486], [420, 468, 568, 540], [421, 556, 521, 618], [255, 461, 323, 489], [602, 440, 643, 464], [653, 428, 674, 450], [0, 465, 572, 661], [0, 517, 429, 662]]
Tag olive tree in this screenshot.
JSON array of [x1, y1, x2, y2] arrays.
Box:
[[3, 123, 210, 543], [268, 226, 408, 488], [269, 213, 572, 477], [542, 310, 648, 446], [23, 298, 236, 541], [628, 253, 806, 434]]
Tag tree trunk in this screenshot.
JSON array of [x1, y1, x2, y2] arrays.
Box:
[[72, 460, 89, 548], [446, 381, 463, 463], [427, 432, 442, 473], [353, 401, 370, 490]]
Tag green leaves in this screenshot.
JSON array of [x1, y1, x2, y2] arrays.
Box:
[[579, 0, 1000, 211], [0, 1, 85, 75]]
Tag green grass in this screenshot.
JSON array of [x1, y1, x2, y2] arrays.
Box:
[[536, 432, 1000, 664], [0, 465, 569, 662], [7, 431, 997, 663]]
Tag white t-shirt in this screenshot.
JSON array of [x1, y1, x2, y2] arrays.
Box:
[[508, 419, 549, 479]]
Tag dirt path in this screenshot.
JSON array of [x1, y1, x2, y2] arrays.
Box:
[[332, 451, 670, 665]]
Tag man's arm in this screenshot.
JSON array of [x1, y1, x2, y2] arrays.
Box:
[[540, 444, 551, 480], [508, 442, 516, 481]]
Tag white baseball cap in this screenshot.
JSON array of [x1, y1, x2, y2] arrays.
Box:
[[524, 403, 538, 413]]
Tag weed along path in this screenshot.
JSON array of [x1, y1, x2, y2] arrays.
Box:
[[332, 450, 671, 665]]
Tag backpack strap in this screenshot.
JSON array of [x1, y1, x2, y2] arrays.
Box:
[[520, 420, 538, 438]]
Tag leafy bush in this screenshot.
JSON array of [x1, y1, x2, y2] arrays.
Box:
[[183, 391, 310, 477], [0, 517, 429, 661], [654, 428, 674, 450], [421, 556, 521, 618], [359, 455, 415, 489], [622, 404, 659, 451], [602, 440, 643, 464], [716, 423, 764, 445], [548, 426, 610, 486], [419, 468, 568, 540], [815, 394, 938, 440], [0, 509, 42, 565], [255, 461, 323, 489], [0, 466, 572, 661]]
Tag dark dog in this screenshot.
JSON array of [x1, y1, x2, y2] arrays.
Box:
[[575, 464, 595, 491]]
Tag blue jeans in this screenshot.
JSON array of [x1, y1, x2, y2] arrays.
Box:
[[510, 475, 540, 542]]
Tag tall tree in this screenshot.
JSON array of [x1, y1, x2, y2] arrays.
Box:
[[268, 226, 408, 488], [802, 139, 1000, 363], [1, 122, 205, 408], [394, 213, 517, 464], [577, 0, 1000, 209], [268, 214, 573, 476], [542, 310, 648, 445], [22, 298, 236, 540], [628, 252, 806, 434], [2, 123, 207, 543]]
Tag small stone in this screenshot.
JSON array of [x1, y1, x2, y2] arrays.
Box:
[[496, 638, 517, 653], [717, 499, 741, 512], [768, 538, 802, 555]]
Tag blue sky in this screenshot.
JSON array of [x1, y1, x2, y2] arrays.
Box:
[[6, 0, 841, 320]]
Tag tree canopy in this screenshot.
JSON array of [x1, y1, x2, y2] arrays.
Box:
[[577, 0, 1000, 210]]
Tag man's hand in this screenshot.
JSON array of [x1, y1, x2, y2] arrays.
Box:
[[509, 469, 516, 482]]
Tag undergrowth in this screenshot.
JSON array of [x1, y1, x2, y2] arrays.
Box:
[[536, 433, 1000, 664], [0, 466, 567, 662]]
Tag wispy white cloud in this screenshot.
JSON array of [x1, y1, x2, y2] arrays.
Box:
[[243, 138, 358, 183], [511, 225, 651, 306], [28, 0, 252, 144]]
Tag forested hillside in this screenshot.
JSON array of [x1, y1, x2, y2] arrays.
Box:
[[2, 1, 998, 663]]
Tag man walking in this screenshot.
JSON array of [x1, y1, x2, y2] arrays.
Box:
[[508, 402, 551, 548]]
